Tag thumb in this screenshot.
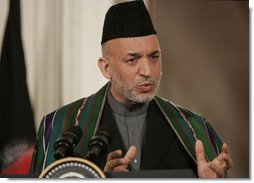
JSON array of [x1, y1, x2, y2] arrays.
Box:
[[195, 140, 207, 165], [124, 145, 137, 163]]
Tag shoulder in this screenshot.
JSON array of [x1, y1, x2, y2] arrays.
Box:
[[154, 96, 210, 135], [37, 97, 90, 135], [154, 96, 223, 159], [43, 97, 89, 121], [154, 95, 205, 121], [43, 83, 109, 121], [175, 104, 206, 124]]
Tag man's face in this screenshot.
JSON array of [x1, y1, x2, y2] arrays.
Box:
[[102, 34, 162, 105]]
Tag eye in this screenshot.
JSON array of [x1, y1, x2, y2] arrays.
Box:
[[150, 54, 159, 61], [126, 57, 138, 64], [128, 58, 135, 62]]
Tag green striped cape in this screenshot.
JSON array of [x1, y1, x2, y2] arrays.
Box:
[[30, 82, 222, 175]]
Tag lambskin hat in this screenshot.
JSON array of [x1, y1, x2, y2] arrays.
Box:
[[101, 0, 157, 44]]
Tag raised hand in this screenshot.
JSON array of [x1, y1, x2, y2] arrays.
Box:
[[195, 140, 233, 178], [104, 145, 137, 172]]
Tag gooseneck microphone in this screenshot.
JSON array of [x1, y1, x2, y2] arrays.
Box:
[[41, 129, 111, 178], [85, 131, 111, 163], [54, 126, 83, 160]]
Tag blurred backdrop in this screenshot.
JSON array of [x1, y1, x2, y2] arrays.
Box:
[[0, 0, 249, 178]]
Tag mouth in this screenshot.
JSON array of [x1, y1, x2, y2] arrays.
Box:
[[137, 82, 154, 93]]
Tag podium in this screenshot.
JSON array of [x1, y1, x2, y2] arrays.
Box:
[[36, 157, 197, 178], [106, 169, 197, 178], [1, 169, 197, 178]]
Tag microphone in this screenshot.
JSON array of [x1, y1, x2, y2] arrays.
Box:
[[54, 126, 83, 160], [85, 131, 111, 163]]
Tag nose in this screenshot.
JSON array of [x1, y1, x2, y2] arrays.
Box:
[[138, 59, 151, 78]]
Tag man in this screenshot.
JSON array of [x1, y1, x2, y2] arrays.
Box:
[[30, 1, 232, 178]]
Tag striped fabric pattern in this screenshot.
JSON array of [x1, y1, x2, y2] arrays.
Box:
[[177, 105, 222, 160], [155, 96, 222, 162], [30, 84, 108, 175], [30, 82, 223, 175]]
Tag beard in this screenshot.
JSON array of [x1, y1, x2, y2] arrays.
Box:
[[111, 72, 161, 104]]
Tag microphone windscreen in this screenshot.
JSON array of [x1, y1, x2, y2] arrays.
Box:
[[54, 126, 83, 160], [63, 126, 83, 144]]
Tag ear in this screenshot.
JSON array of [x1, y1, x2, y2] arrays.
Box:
[[98, 57, 112, 79]]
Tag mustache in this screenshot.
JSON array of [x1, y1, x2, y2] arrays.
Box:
[[136, 78, 156, 85]]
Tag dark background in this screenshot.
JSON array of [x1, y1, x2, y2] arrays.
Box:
[[150, 0, 249, 178]]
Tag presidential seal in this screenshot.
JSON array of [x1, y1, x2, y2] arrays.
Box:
[[39, 157, 106, 178]]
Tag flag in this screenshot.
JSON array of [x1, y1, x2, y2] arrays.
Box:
[[0, 0, 36, 174]]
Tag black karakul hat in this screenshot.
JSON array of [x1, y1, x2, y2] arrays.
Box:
[[101, 0, 157, 44]]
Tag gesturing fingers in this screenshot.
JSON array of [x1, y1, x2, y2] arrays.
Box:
[[222, 143, 230, 154], [195, 140, 207, 165], [124, 145, 137, 163], [214, 153, 233, 170], [107, 150, 122, 161], [104, 146, 137, 172], [114, 165, 129, 172], [104, 150, 123, 172], [213, 144, 233, 170], [208, 143, 233, 177], [105, 158, 128, 171], [208, 162, 224, 178], [221, 143, 233, 168], [222, 153, 233, 169], [195, 141, 233, 178]]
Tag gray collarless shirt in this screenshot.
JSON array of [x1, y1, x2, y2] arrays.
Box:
[[107, 92, 149, 170]]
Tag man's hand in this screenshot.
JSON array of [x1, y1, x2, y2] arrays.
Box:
[[104, 145, 136, 172], [195, 140, 233, 178]]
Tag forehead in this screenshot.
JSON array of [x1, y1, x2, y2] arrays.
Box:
[[105, 34, 160, 55]]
